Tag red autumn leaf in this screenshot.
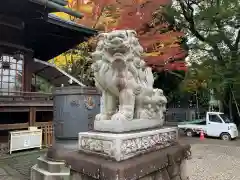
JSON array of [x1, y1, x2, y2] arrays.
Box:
[[69, 0, 187, 72]]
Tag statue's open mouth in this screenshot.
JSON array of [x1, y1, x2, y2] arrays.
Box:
[[113, 53, 125, 59]]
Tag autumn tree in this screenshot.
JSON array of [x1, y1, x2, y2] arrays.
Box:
[[53, 0, 188, 93], [115, 0, 187, 72], [61, 43, 95, 86], [65, 0, 188, 72]]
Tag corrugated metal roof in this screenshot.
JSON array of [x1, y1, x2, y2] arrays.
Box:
[[32, 59, 86, 87]]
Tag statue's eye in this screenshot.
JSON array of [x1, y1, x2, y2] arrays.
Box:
[[119, 34, 125, 39]]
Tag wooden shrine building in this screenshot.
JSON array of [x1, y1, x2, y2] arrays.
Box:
[[0, 0, 97, 146]]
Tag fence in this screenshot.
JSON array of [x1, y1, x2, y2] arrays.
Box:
[[165, 108, 206, 123], [0, 122, 53, 155], [35, 122, 53, 148]]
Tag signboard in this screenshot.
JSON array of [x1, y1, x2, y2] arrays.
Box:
[[23, 138, 30, 147]]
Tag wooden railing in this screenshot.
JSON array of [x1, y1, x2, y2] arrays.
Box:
[[35, 122, 53, 148], [0, 90, 53, 102], [0, 123, 28, 130]]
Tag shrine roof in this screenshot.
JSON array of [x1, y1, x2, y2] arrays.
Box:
[[0, 0, 98, 61], [25, 14, 97, 61]]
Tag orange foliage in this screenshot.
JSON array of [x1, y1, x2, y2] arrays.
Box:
[[67, 0, 187, 72]]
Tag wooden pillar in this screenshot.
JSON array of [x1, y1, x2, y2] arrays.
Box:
[[23, 51, 33, 92], [29, 107, 36, 126]]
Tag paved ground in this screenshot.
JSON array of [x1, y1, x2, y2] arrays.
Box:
[[0, 150, 46, 180], [1, 137, 240, 180]]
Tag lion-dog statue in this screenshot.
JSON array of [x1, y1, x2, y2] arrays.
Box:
[[91, 30, 167, 129]]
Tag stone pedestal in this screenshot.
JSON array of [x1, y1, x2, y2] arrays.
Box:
[[31, 127, 191, 180], [68, 144, 190, 180], [31, 143, 189, 180], [79, 127, 178, 161], [31, 156, 70, 180]]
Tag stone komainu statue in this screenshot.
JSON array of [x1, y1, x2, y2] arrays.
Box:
[[91, 30, 167, 126]]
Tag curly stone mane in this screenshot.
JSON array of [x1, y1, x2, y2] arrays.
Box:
[[91, 30, 153, 94]]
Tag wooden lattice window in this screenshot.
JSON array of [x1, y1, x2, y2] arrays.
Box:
[[0, 54, 23, 95]]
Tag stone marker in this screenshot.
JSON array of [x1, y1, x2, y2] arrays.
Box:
[[31, 30, 191, 180]]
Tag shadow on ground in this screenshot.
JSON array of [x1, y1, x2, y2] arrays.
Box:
[[0, 149, 46, 180]]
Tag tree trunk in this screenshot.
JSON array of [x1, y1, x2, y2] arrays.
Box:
[[229, 91, 233, 119]]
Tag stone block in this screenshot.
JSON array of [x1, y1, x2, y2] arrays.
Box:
[[31, 164, 70, 180], [37, 156, 69, 173], [94, 118, 164, 132], [79, 127, 178, 161], [179, 160, 189, 180]]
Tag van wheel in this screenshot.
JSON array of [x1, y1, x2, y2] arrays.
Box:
[[186, 129, 194, 137], [220, 133, 231, 141]]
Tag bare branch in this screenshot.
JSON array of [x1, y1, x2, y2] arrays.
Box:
[[178, 0, 207, 42], [92, 7, 106, 29], [177, 0, 223, 61]]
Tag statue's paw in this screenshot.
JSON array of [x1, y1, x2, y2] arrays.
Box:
[[95, 114, 108, 121], [111, 112, 127, 121], [111, 111, 134, 121], [159, 116, 165, 126]]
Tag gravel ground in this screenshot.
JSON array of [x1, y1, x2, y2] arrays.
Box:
[[1, 138, 240, 180], [188, 143, 240, 180]]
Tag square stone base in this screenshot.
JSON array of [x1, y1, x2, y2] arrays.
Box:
[[79, 127, 178, 161], [94, 118, 162, 132]]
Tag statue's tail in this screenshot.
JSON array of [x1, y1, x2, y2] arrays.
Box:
[[144, 67, 154, 87]]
